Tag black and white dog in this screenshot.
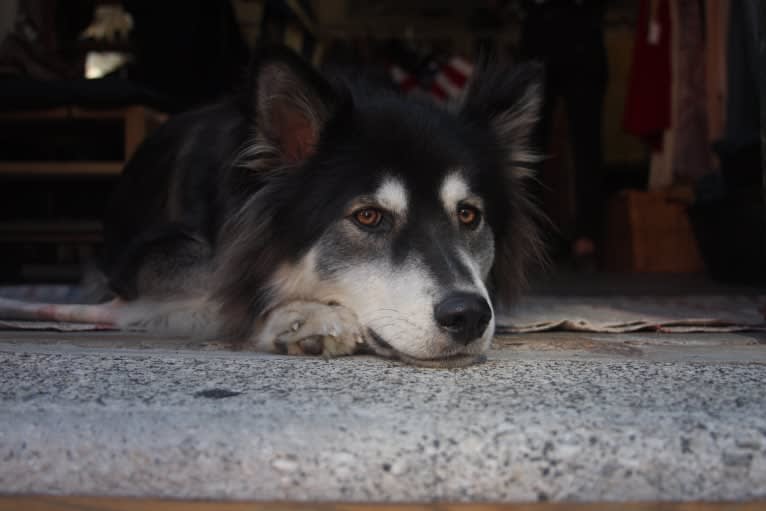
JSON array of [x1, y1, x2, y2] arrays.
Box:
[[3, 48, 545, 367]]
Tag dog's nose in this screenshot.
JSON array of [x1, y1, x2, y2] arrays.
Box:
[[434, 293, 492, 345]]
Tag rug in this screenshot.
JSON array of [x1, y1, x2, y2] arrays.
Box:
[[1, 285, 765, 334]]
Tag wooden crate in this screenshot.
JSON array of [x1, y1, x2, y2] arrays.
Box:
[[0, 105, 166, 176], [0, 106, 166, 277], [604, 189, 705, 273]]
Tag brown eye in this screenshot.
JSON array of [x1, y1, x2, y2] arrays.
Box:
[[353, 207, 383, 228], [457, 205, 480, 228]]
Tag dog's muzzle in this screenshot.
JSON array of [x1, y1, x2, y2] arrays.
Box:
[[434, 292, 492, 345], [363, 292, 493, 368]]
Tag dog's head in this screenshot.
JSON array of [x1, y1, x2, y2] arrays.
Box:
[[217, 49, 545, 367]]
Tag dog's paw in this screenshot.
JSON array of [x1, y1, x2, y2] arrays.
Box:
[[255, 301, 365, 357]]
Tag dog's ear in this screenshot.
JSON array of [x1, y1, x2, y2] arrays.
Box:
[[458, 60, 543, 177], [249, 48, 339, 165], [459, 60, 548, 309]]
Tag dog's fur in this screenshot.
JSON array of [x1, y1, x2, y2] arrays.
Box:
[[5, 49, 545, 367]]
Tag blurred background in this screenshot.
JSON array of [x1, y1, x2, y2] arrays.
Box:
[[0, 0, 763, 292]]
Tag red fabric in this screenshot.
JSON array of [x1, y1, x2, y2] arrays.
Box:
[[623, 0, 672, 149], [441, 62, 469, 88], [429, 82, 448, 101], [389, 66, 418, 93]]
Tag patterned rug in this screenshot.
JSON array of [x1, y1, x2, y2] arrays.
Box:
[[498, 295, 766, 333], [1, 285, 765, 333]]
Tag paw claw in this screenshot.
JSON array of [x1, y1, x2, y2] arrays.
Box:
[[297, 336, 324, 355]]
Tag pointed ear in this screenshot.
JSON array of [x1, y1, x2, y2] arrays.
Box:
[[458, 60, 544, 176], [249, 48, 339, 165], [458, 60, 548, 308]]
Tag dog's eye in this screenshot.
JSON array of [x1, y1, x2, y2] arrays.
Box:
[[352, 207, 383, 228], [457, 205, 481, 228]]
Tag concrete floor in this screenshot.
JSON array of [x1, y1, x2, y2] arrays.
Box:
[[1, 327, 765, 502]]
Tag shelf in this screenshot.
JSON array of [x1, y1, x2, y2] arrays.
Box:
[[0, 220, 103, 243], [0, 105, 167, 169], [0, 105, 167, 123], [0, 161, 124, 176]]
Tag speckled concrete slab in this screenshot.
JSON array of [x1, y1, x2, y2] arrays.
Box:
[[1, 334, 766, 502]]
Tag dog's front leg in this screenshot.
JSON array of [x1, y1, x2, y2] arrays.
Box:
[[253, 301, 365, 357]]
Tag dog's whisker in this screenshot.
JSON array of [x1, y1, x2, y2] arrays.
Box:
[[366, 315, 429, 337]]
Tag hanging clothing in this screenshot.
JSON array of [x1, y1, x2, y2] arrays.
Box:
[[623, 0, 672, 149], [671, 0, 711, 181]]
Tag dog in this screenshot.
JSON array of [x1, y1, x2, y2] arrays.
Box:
[[1, 48, 545, 367]]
